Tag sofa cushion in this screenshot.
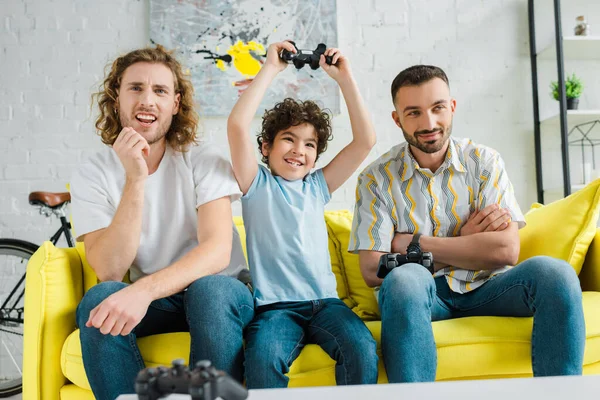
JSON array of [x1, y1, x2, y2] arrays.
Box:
[[61, 292, 600, 389], [580, 229, 600, 292], [61, 331, 192, 390], [233, 216, 247, 259], [517, 178, 600, 274], [324, 210, 378, 319]]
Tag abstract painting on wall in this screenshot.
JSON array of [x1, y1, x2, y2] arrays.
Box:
[[150, 0, 339, 116]]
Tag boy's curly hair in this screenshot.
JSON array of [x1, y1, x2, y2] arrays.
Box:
[[257, 98, 333, 165], [91, 45, 199, 152]]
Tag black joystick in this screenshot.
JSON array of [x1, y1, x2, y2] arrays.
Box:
[[190, 360, 248, 400], [135, 359, 248, 400], [280, 41, 335, 70]]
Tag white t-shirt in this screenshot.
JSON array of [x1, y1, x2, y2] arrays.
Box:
[[70, 141, 246, 282]]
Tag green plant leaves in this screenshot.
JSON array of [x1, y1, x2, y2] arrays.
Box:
[[550, 73, 584, 100]]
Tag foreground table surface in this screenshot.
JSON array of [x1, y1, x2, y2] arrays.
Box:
[[117, 374, 600, 400]]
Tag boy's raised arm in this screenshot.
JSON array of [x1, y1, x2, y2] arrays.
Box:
[[321, 50, 376, 194], [227, 41, 296, 194]]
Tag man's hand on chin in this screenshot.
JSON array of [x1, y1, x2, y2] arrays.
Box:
[[86, 284, 154, 336]]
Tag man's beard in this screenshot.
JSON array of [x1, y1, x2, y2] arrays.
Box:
[[118, 110, 172, 145], [401, 122, 452, 154]]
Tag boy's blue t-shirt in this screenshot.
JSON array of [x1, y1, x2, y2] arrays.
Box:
[[241, 165, 338, 306]]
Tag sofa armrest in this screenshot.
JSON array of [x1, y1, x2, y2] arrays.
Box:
[[580, 228, 600, 292], [23, 242, 85, 400]]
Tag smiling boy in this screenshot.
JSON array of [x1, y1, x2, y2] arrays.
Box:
[[226, 41, 378, 388]]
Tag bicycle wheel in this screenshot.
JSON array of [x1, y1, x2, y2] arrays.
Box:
[[0, 239, 38, 397]]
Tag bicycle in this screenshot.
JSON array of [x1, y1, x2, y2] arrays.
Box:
[[0, 191, 74, 397]]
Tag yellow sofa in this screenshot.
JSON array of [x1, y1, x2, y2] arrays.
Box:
[[23, 180, 600, 400]]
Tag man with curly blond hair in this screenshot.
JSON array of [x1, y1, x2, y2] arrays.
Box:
[[70, 45, 253, 400]]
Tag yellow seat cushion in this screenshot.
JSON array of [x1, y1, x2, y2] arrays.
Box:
[[61, 292, 600, 389], [325, 210, 379, 319], [61, 332, 192, 390], [517, 178, 600, 274], [233, 216, 247, 259]]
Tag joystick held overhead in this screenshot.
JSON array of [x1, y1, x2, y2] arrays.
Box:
[[280, 41, 335, 70]]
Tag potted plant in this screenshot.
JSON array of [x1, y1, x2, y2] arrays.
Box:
[[550, 73, 583, 110]]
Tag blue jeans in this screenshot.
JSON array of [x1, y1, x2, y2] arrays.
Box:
[[244, 298, 378, 388], [378, 256, 585, 383], [76, 275, 254, 400]]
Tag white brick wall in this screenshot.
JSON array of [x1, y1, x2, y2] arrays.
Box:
[[1, 0, 599, 247]]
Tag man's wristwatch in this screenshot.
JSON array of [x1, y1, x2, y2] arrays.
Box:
[[409, 233, 422, 252], [409, 233, 435, 274]]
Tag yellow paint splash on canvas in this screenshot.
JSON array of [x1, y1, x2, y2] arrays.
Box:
[[224, 41, 266, 77]]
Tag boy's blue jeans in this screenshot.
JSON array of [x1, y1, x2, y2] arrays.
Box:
[[76, 275, 254, 400], [378, 255, 585, 383], [244, 298, 379, 388]]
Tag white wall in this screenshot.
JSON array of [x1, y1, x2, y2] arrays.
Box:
[[1, 0, 600, 247]]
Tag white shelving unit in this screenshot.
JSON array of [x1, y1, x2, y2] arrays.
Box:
[[531, 30, 600, 202], [540, 110, 600, 131], [538, 36, 600, 60]]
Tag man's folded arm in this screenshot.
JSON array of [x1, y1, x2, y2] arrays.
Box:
[[421, 222, 520, 271]]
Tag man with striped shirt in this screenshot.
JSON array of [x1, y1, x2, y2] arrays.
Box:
[[349, 65, 585, 382]]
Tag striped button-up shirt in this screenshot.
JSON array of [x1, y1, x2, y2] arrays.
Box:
[[349, 137, 525, 293]]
